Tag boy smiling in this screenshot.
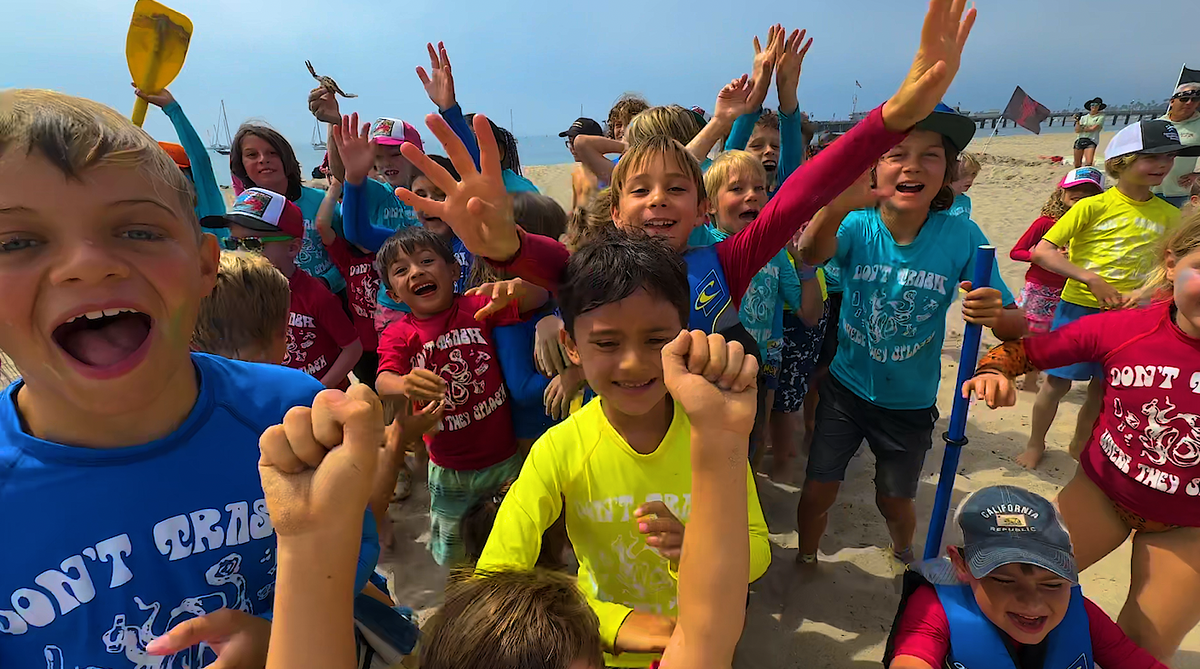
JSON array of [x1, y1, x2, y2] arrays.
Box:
[[0, 90, 375, 668]]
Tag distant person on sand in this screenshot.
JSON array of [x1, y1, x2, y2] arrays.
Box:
[[1026, 121, 1186, 467], [1154, 82, 1200, 207], [560, 116, 605, 209], [1073, 97, 1106, 168]]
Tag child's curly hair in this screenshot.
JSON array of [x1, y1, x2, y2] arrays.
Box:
[[606, 93, 650, 139], [562, 188, 615, 252]]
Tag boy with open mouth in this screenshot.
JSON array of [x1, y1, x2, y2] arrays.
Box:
[[0, 90, 376, 669]]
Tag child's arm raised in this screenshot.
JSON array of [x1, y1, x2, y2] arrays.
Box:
[[315, 178, 343, 246], [417, 41, 482, 169], [394, 114, 571, 290], [258, 386, 385, 669], [331, 114, 396, 252], [658, 330, 759, 669], [775, 29, 814, 182], [688, 25, 781, 163], [135, 86, 226, 220], [574, 134, 627, 185], [720, 0, 977, 301]]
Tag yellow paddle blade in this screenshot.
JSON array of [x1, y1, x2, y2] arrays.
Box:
[[125, 0, 192, 126]]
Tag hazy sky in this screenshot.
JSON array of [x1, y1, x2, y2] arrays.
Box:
[[3, 0, 1191, 152]]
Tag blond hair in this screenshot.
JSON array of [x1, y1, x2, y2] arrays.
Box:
[[704, 151, 767, 232], [0, 89, 197, 230], [1142, 209, 1200, 300], [193, 251, 290, 361], [562, 188, 614, 251], [1104, 154, 1140, 179], [610, 136, 707, 214], [624, 104, 704, 147], [957, 151, 981, 178], [421, 569, 604, 669]]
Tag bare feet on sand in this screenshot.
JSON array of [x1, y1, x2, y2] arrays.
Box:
[[1016, 443, 1045, 469]]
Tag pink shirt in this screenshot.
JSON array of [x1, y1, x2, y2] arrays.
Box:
[[326, 237, 379, 352], [1026, 300, 1200, 526], [377, 294, 523, 471]]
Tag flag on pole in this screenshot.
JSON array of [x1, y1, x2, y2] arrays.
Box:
[[1002, 86, 1051, 135], [1180, 65, 1200, 87], [855, 80, 862, 88]]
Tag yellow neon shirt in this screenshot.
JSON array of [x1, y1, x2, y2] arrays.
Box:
[[477, 397, 771, 667]]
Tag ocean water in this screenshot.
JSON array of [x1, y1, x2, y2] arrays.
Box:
[[207, 134, 573, 188]]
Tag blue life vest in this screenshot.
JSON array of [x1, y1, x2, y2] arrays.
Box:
[[936, 583, 1093, 669], [683, 245, 739, 334]]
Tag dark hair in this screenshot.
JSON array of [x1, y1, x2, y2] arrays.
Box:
[[469, 193, 567, 287], [230, 124, 303, 201], [559, 227, 689, 334], [930, 135, 961, 212], [460, 483, 566, 568], [426, 154, 461, 182], [376, 225, 457, 283], [753, 109, 780, 132], [606, 93, 651, 139], [465, 114, 522, 175]]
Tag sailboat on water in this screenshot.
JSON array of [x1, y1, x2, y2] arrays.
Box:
[[207, 100, 233, 155], [312, 120, 327, 151]]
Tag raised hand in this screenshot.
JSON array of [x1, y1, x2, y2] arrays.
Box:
[[258, 386, 384, 538], [132, 83, 175, 109], [416, 41, 458, 112], [661, 330, 758, 437], [394, 113, 521, 261], [829, 168, 895, 213], [776, 29, 813, 113], [748, 23, 784, 112], [308, 86, 341, 125], [329, 113, 374, 185], [882, 0, 977, 132], [635, 501, 686, 565], [713, 75, 756, 125]]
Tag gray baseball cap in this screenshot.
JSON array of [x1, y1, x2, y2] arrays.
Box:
[[957, 485, 1077, 583]]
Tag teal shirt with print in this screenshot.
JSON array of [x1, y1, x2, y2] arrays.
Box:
[[708, 226, 801, 368], [828, 208, 1013, 410], [294, 186, 345, 293]]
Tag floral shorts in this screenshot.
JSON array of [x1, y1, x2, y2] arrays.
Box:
[[774, 305, 829, 413], [1111, 498, 1183, 533], [1017, 280, 1062, 334]]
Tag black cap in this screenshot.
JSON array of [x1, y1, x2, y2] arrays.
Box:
[[559, 117, 604, 138], [957, 486, 1077, 582], [915, 103, 977, 153], [1085, 97, 1107, 111]]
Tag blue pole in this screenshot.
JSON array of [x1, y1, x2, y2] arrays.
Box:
[[923, 245, 996, 560]]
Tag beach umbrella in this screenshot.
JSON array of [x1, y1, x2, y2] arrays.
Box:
[[923, 245, 995, 560], [126, 0, 192, 127]]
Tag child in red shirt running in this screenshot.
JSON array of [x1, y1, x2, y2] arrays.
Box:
[[963, 211, 1200, 661], [886, 485, 1166, 669], [373, 226, 548, 566], [204, 188, 363, 388], [1008, 169, 1104, 414]]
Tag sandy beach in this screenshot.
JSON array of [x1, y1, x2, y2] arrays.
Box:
[[374, 128, 1200, 668]]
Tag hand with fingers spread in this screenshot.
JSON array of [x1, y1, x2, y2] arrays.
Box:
[[145, 608, 270, 668], [662, 330, 759, 437], [258, 386, 385, 537], [308, 86, 341, 125], [329, 113, 375, 185], [776, 28, 813, 113], [464, 278, 526, 320], [882, 0, 977, 132], [398, 368, 448, 404], [961, 371, 1016, 409], [635, 500, 686, 566], [749, 24, 784, 109], [400, 399, 446, 438], [417, 41, 458, 112], [713, 75, 757, 125], [544, 365, 586, 421], [393, 113, 521, 261]]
